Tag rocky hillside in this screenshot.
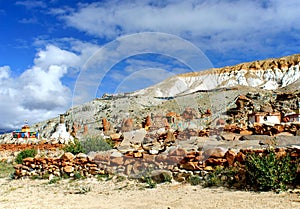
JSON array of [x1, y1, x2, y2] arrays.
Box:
[[130, 54, 300, 97], [1, 53, 300, 142]]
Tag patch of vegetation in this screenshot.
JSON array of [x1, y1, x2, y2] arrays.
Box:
[[245, 149, 298, 192], [81, 136, 114, 154], [15, 149, 37, 164], [188, 175, 202, 186], [203, 149, 299, 192], [204, 166, 242, 188], [63, 138, 85, 155], [144, 176, 157, 189], [48, 176, 61, 184], [0, 161, 14, 178], [76, 185, 91, 194], [73, 171, 83, 180], [139, 169, 174, 188], [161, 172, 172, 183], [96, 173, 112, 181]]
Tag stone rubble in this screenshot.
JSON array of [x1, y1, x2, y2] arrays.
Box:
[[13, 146, 300, 183]]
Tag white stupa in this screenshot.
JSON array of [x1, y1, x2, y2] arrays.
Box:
[[50, 114, 74, 144]]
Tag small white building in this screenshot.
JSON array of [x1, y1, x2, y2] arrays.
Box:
[[249, 112, 281, 124]]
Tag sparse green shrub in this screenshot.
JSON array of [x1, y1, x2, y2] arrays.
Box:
[[77, 185, 91, 194], [0, 161, 14, 178], [145, 176, 157, 188], [203, 166, 242, 188], [15, 149, 37, 164], [203, 149, 298, 192], [73, 171, 82, 180], [41, 172, 50, 180], [245, 149, 298, 192], [161, 172, 172, 183], [81, 136, 113, 154], [63, 138, 85, 155], [48, 176, 61, 184], [96, 173, 111, 181], [188, 175, 202, 186]]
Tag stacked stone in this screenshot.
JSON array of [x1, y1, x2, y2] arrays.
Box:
[[13, 147, 300, 182], [14, 152, 105, 179]]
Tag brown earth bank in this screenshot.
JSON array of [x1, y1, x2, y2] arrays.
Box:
[[0, 178, 299, 209]]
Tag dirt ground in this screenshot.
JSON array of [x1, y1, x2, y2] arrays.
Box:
[[0, 177, 299, 209]]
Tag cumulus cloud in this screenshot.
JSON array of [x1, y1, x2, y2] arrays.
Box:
[[0, 40, 99, 130], [58, 0, 300, 63]]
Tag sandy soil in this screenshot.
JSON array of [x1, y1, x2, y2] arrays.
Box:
[[0, 177, 299, 209]]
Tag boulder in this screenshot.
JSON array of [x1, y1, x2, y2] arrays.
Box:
[[225, 150, 236, 166], [203, 147, 227, 158], [60, 152, 75, 161], [63, 165, 74, 173]]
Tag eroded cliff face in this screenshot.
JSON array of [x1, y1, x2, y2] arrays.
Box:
[[131, 54, 300, 97]]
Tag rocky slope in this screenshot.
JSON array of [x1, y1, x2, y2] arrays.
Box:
[[1, 53, 300, 142]]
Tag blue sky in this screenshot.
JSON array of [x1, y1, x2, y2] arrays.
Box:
[[0, 0, 300, 130]]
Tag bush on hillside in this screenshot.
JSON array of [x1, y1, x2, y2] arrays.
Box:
[[15, 149, 37, 164]]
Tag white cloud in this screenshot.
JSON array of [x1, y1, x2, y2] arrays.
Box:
[[0, 41, 100, 130], [16, 0, 47, 9], [58, 0, 300, 56]]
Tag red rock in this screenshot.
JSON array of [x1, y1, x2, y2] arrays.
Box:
[[168, 156, 184, 164], [102, 118, 111, 132], [93, 153, 110, 162], [225, 150, 236, 166], [110, 133, 121, 141], [155, 155, 167, 163], [204, 148, 226, 158], [235, 152, 246, 163], [142, 154, 156, 162], [240, 130, 253, 135], [60, 152, 75, 161], [216, 118, 225, 126], [205, 158, 227, 166], [181, 162, 201, 171], [63, 165, 74, 173], [23, 157, 34, 163], [122, 118, 133, 132], [195, 155, 205, 161], [133, 152, 143, 158], [83, 124, 88, 135], [169, 148, 187, 157], [143, 115, 152, 130], [110, 157, 124, 165]]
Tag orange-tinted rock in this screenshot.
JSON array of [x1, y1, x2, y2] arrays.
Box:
[[93, 153, 110, 162], [83, 124, 88, 135], [110, 133, 121, 141], [102, 118, 111, 132], [110, 157, 124, 165], [205, 158, 227, 166], [143, 115, 152, 130], [63, 165, 74, 173], [181, 162, 201, 171], [133, 152, 143, 158], [204, 147, 226, 158], [216, 118, 225, 126], [155, 155, 167, 163], [240, 130, 253, 135], [182, 107, 197, 120], [122, 118, 133, 132], [225, 150, 236, 166], [60, 152, 75, 161], [235, 152, 246, 163], [169, 148, 187, 157]]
